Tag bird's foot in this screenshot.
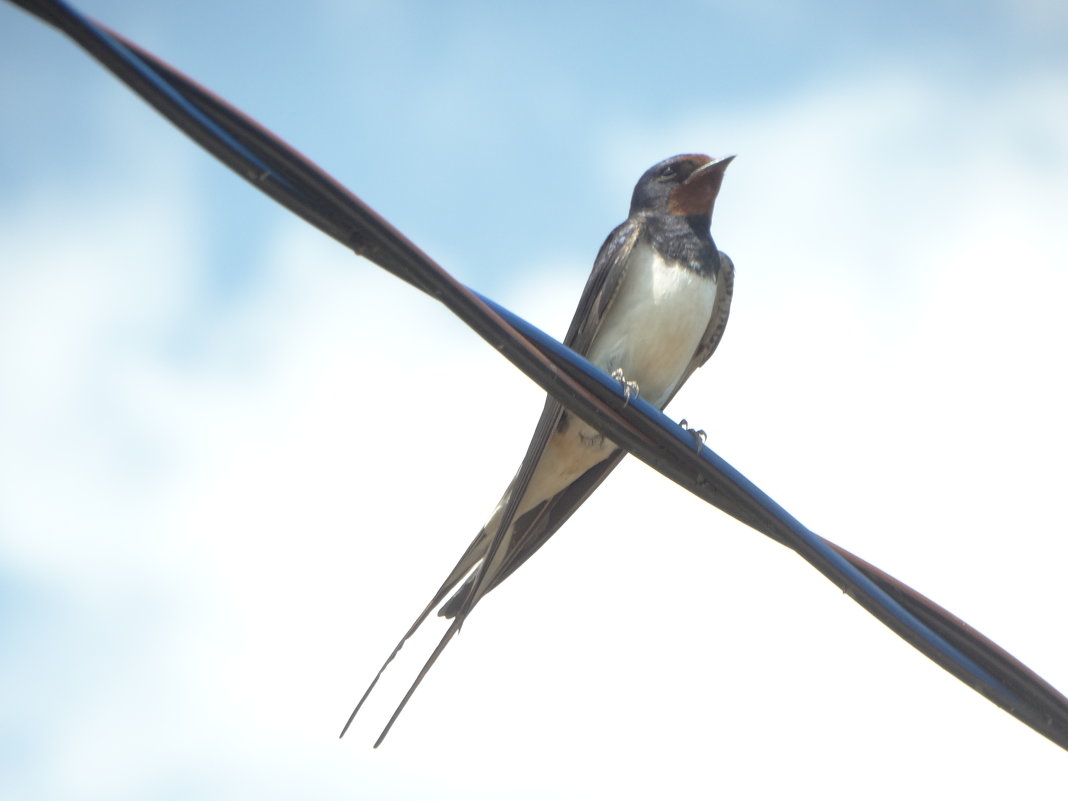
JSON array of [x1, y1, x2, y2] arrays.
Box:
[[610, 368, 640, 407], [679, 419, 707, 451]]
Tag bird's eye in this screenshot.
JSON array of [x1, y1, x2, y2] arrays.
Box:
[[659, 164, 677, 178]]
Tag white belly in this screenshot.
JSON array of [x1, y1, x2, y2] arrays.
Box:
[[586, 242, 718, 409]]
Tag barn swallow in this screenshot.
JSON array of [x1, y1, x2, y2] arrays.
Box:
[[341, 153, 735, 746]]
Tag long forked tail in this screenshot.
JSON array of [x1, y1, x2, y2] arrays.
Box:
[[371, 616, 464, 747], [338, 532, 489, 739], [338, 613, 425, 739], [341, 403, 559, 743], [355, 461, 572, 743]]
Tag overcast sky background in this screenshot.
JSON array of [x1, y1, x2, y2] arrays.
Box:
[[2, 1, 1067, 798]]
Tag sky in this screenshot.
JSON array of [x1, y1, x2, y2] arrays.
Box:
[[1, 0, 1067, 798]]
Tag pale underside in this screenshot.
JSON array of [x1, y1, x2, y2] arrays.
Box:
[[478, 242, 720, 577]]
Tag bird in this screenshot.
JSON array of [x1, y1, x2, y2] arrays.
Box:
[[341, 153, 735, 746]]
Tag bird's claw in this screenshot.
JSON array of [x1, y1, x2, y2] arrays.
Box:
[[679, 419, 707, 450], [610, 368, 640, 407]]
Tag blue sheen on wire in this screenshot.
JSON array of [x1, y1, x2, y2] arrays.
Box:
[[473, 289, 1018, 705]]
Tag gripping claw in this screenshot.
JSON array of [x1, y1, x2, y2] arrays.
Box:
[[679, 419, 707, 450], [610, 368, 640, 407]]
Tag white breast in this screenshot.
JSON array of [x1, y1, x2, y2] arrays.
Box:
[[585, 241, 718, 409]]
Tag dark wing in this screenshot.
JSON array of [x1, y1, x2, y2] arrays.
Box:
[[341, 220, 642, 743], [437, 446, 627, 617], [562, 219, 644, 352], [436, 219, 644, 615]]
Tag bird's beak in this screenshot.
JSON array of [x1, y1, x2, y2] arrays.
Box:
[[685, 154, 735, 184]]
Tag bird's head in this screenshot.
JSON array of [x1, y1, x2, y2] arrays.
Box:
[[629, 153, 734, 219]]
